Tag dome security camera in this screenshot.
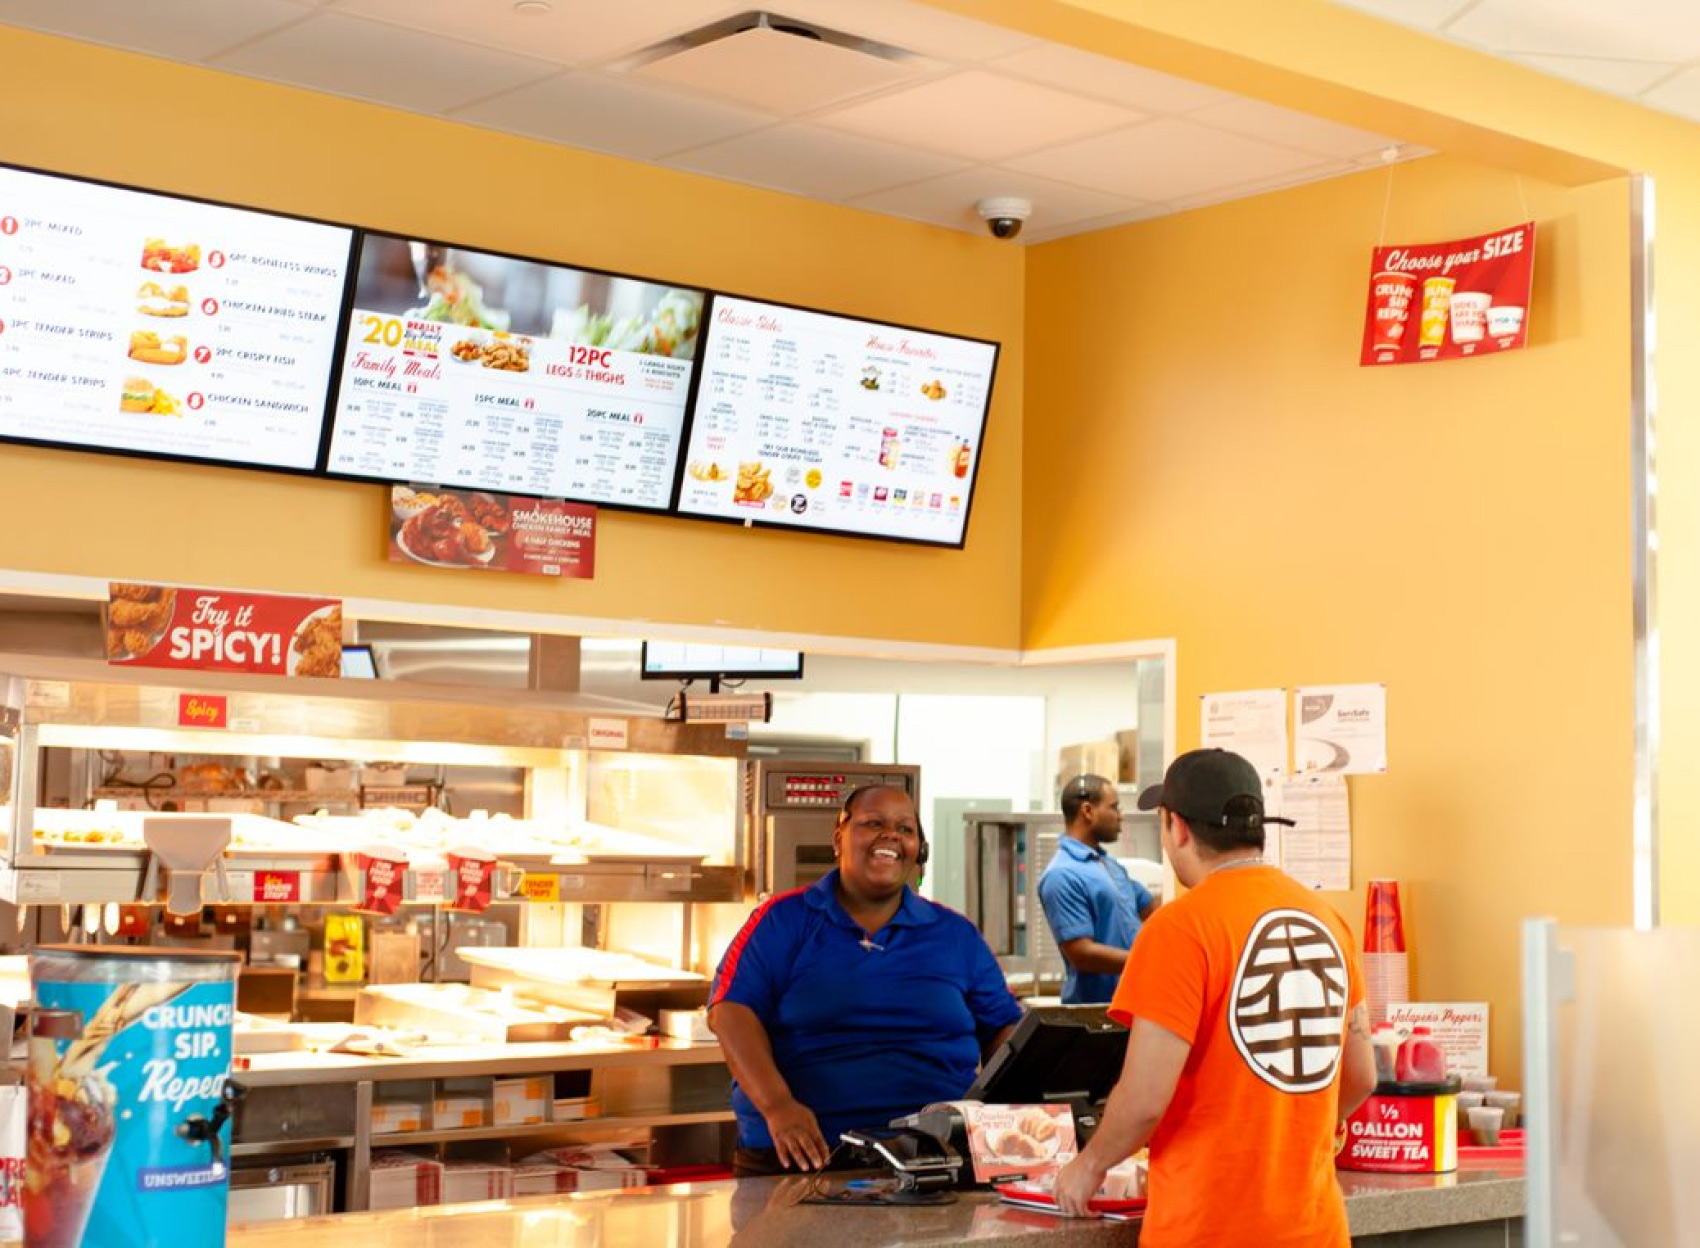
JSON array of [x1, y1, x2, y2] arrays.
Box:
[[976, 197, 1032, 240]]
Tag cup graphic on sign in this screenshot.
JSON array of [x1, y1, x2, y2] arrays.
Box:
[[1487, 305, 1525, 342], [1418, 277, 1455, 352], [1370, 271, 1418, 355], [1449, 291, 1490, 346]]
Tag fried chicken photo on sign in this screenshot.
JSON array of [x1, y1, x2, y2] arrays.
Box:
[[108, 596, 170, 631], [292, 607, 342, 678]]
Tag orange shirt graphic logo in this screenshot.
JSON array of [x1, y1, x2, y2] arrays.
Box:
[[1229, 909, 1349, 1093]]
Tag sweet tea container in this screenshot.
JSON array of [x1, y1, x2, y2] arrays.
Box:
[[25, 946, 240, 1247]]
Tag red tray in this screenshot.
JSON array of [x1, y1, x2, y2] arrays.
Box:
[[998, 1182, 1147, 1216]]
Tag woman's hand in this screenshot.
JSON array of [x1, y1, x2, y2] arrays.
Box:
[[1052, 1152, 1108, 1218], [765, 1097, 831, 1171]]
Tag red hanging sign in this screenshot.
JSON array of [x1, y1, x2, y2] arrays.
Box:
[[389, 486, 596, 578], [107, 583, 341, 677], [359, 853, 407, 916], [177, 693, 228, 729], [1361, 222, 1534, 366], [447, 852, 495, 913]]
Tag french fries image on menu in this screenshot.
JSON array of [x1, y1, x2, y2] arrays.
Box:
[[141, 238, 200, 274], [136, 282, 190, 318], [127, 331, 187, 366]]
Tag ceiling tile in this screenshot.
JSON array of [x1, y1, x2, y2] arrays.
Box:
[[326, 0, 744, 67], [210, 11, 560, 111], [1007, 117, 1335, 202], [1187, 99, 1396, 160], [1637, 65, 1700, 122], [988, 44, 1240, 113], [455, 72, 775, 161], [669, 123, 967, 201], [849, 167, 1146, 237], [777, 0, 1042, 61], [1164, 159, 1361, 214], [1514, 52, 1681, 95], [631, 24, 918, 114], [816, 70, 1143, 163], [1446, 0, 1700, 62], [1327, 0, 1477, 31], [0, 0, 314, 61]]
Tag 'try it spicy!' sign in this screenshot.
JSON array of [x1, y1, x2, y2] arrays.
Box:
[[106, 583, 342, 677], [1362, 222, 1533, 366]]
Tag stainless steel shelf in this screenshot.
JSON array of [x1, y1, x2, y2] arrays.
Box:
[[383, 1110, 734, 1147]]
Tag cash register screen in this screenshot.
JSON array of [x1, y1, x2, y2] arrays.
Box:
[[966, 1004, 1129, 1105]]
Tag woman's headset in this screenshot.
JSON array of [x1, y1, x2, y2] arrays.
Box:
[[837, 784, 929, 867]]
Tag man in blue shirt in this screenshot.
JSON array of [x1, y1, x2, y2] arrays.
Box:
[[709, 784, 1023, 1173], [1037, 773, 1159, 1004]]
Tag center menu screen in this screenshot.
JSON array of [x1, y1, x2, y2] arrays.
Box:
[[676, 296, 998, 547], [324, 233, 704, 510], [0, 164, 354, 471]]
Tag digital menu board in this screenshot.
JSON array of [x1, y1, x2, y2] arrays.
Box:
[[676, 295, 997, 547], [0, 164, 355, 472], [324, 233, 704, 511]]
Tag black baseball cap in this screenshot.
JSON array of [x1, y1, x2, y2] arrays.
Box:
[[1136, 748, 1294, 829]]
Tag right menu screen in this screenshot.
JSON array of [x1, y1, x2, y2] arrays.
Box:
[[677, 296, 998, 547]]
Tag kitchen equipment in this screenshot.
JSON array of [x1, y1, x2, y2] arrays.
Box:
[[744, 760, 919, 897]]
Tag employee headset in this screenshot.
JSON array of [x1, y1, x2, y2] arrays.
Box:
[[836, 784, 929, 868]]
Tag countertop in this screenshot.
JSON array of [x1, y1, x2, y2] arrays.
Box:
[[227, 1161, 1525, 1246]]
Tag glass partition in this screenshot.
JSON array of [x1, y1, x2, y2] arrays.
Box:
[[1524, 919, 1700, 1246]]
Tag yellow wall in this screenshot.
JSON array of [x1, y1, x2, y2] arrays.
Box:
[[932, 0, 1700, 922], [1024, 156, 1635, 1081], [0, 26, 1026, 648]]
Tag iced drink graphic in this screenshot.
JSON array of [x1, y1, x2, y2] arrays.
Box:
[[24, 1009, 117, 1248]]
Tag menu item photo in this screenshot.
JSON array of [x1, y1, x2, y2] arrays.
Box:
[[676, 295, 998, 547], [0, 162, 355, 474], [325, 232, 706, 511], [386, 484, 595, 578]]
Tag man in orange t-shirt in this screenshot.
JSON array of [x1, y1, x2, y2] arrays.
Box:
[[1054, 748, 1377, 1245]]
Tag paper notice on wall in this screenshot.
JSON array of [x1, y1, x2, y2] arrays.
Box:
[[1200, 688, 1288, 776], [1387, 1002, 1490, 1078], [1277, 773, 1350, 891], [1294, 684, 1386, 774]]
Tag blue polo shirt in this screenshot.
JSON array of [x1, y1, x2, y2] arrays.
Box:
[[711, 870, 1023, 1149], [1037, 837, 1155, 1004]]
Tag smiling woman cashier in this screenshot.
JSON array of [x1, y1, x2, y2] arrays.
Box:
[[709, 785, 1023, 1173]]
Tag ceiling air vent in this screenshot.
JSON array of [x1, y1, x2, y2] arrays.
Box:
[[623, 12, 923, 114]]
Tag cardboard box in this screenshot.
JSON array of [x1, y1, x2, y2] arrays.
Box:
[[493, 1076, 552, 1127], [1115, 728, 1140, 786], [551, 1096, 599, 1122], [513, 1162, 578, 1196], [433, 1094, 488, 1130], [1057, 742, 1120, 790], [369, 1151, 441, 1209], [440, 1159, 514, 1204], [659, 1008, 714, 1043], [371, 1099, 426, 1134]]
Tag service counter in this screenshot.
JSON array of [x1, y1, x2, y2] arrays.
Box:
[[226, 1162, 1525, 1246], [230, 1038, 733, 1212]]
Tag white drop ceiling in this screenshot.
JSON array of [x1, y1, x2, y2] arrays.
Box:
[[0, 0, 1421, 242], [13, 2, 1693, 242], [1333, 0, 1700, 124]]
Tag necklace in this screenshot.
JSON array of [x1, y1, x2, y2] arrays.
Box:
[[1207, 855, 1264, 877]]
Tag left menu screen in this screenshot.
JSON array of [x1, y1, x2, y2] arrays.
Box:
[[0, 165, 354, 472]]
